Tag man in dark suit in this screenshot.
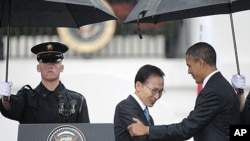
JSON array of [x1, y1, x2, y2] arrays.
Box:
[[127, 42, 240, 141], [114, 64, 165, 141]]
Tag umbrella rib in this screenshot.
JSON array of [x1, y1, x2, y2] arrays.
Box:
[[65, 4, 79, 27]]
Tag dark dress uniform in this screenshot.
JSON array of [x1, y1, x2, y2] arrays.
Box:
[[240, 91, 250, 124], [0, 42, 90, 124], [0, 82, 90, 124]]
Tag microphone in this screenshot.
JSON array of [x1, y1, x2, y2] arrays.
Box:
[[58, 100, 64, 115], [70, 100, 77, 115]]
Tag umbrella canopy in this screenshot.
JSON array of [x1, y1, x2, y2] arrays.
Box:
[[123, 0, 249, 23], [0, 0, 117, 27], [0, 0, 117, 84], [123, 0, 250, 94]]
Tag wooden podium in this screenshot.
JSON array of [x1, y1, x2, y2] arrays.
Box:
[[18, 123, 115, 141]]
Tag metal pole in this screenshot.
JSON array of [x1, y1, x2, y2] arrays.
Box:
[[229, 0, 243, 93], [3, 0, 11, 101], [229, 13, 240, 75]]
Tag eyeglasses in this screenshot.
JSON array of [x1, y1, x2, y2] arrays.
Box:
[[143, 84, 165, 96]]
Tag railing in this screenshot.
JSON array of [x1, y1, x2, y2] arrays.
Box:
[[0, 20, 183, 60], [1, 34, 166, 59]]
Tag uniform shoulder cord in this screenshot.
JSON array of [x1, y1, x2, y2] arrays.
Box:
[[21, 85, 35, 92]]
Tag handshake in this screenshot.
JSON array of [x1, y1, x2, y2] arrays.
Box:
[[0, 82, 12, 98], [231, 74, 246, 93]]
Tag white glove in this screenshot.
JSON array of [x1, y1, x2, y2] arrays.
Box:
[[0, 82, 12, 97], [231, 74, 246, 89]]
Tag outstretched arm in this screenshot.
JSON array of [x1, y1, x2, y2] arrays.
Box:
[[127, 118, 149, 137]]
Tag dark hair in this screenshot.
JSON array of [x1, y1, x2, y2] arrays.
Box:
[[134, 64, 165, 85], [185, 42, 216, 66]]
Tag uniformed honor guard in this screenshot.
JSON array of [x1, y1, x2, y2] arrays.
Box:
[[0, 42, 90, 123]]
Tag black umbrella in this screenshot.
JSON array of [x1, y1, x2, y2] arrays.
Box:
[[123, 0, 249, 23], [0, 0, 117, 100], [0, 0, 117, 81], [124, 0, 250, 78], [1, 0, 117, 27]]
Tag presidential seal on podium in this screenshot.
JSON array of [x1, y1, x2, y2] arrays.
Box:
[[47, 125, 86, 141]]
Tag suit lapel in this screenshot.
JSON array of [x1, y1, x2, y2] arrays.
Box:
[[127, 95, 153, 126]]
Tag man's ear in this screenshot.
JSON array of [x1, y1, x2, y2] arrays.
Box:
[[135, 81, 142, 91], [199, 59, 205, 68], [60, 64, 64, 72], [37, 64, 41, 72]]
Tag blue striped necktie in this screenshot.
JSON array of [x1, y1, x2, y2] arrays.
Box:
[[144, 107, 151, 125]]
